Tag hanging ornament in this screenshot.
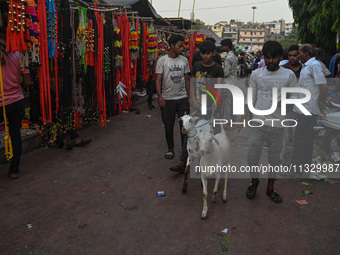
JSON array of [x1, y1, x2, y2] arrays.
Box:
[[147, 24, 157, 61], [6, 0, 26, 53], [85, 20, 94, 66], [113, 18, 122, 68]]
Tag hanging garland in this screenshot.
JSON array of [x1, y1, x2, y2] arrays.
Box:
[[24, 0, 39, 64], [94, 4, 106, 127], [85, 20, 95, 67], [146, 25, 157, 61], [113, 18, 122, 68], [46, 0, 56, 58], [6, 0, 26, 53]]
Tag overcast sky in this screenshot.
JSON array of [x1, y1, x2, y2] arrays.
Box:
[[151, 0, 294, 25]]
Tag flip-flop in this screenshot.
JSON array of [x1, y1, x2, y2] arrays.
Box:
[[266, 190, 282, 203], [246, 180, 259, 199], [75, 138, 92, 147], [164, 151, 174, 159]]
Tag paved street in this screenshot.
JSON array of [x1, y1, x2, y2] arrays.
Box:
[[1, 79, 339, 254]]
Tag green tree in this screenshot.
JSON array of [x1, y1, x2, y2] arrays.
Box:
[[191, 19, 207, 31], [279, 38, 299, 48], [289, 0, 337, 53]]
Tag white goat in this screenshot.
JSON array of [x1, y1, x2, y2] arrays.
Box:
[[180, 114, 212, 194], [196, 125, 231, 219]]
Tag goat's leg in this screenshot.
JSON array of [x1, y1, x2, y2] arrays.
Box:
[[182, 157, 191, 194], [201, 175, 208, 219], [223, 175, 228, 203], [212, 175, 220, 203], [181, 164, 190, 194]]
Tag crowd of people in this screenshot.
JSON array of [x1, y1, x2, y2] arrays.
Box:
[[155, 34, 339, 204]]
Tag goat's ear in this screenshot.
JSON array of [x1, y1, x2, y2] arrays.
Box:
[[192, 117, 201, 123], [213, 138, 219, 145], [178, 117, 183, 122]]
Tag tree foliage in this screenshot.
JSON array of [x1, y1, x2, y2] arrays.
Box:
[[279, 38, 299, 49], [289, 0, 338, 53], [191, 19, 207, 31]]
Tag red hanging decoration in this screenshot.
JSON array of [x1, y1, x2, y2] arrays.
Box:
[[6, 0, 27, 53], [94, 4, 106, 127], [37, 0, 52, 123], [117, 12, 131, 111]]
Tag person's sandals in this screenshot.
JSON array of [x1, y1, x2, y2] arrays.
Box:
[[75, 138, 92, 147], [266, 190, 282, 203], [246, 180, 260, 199], [164, 151, 174, 159]]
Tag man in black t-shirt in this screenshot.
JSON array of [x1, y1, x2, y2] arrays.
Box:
[[191, 41, 224, 110], [191, 37, 222, 67]]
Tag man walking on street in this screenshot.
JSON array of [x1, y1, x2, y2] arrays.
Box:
[[292, 44, 328, 172], [156, 35, 190, 160], [232, 41, 297, 203]]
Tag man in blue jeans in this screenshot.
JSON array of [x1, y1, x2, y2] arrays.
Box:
[[0, 30, 31, 179], [232, 41, 297, 203]]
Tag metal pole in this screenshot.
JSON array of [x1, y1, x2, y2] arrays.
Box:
[[150, 0, 152, 4], [191, 0, 196, 21], [250, 6, 257, 52], [178, 0, 182, 17]]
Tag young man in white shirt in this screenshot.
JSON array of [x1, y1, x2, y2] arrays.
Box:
[[232, 41, 297, 203]]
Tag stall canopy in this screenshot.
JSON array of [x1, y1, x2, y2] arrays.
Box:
[[99, 0, 162, 20]]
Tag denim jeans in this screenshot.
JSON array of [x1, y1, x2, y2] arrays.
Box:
[[247, 125, 284, 179], [0, 99, 25, 173]]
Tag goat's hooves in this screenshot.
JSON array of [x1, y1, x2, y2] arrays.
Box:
[[201, 211, 208, 220], [212, 197, 217, 203], [182, 189, 187, 194], [223, 198, 227, 203]]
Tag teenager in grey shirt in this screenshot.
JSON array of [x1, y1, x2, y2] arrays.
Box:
[[156, 35, 190, 160]]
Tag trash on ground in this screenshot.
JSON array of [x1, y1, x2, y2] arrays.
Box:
[[303, 190, 313, 194], [302, 182, 312, 185], [309, 172, 326, 180], [116, 203, 136, 210], [52, 180, 58, 183], [157, 191, 166, 197], [296, 200, 309, 205], [27, 224, 32, 229], [146, 115, 151, 118], [325, 179, 339, 184], [221, 228, 228, 233]]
